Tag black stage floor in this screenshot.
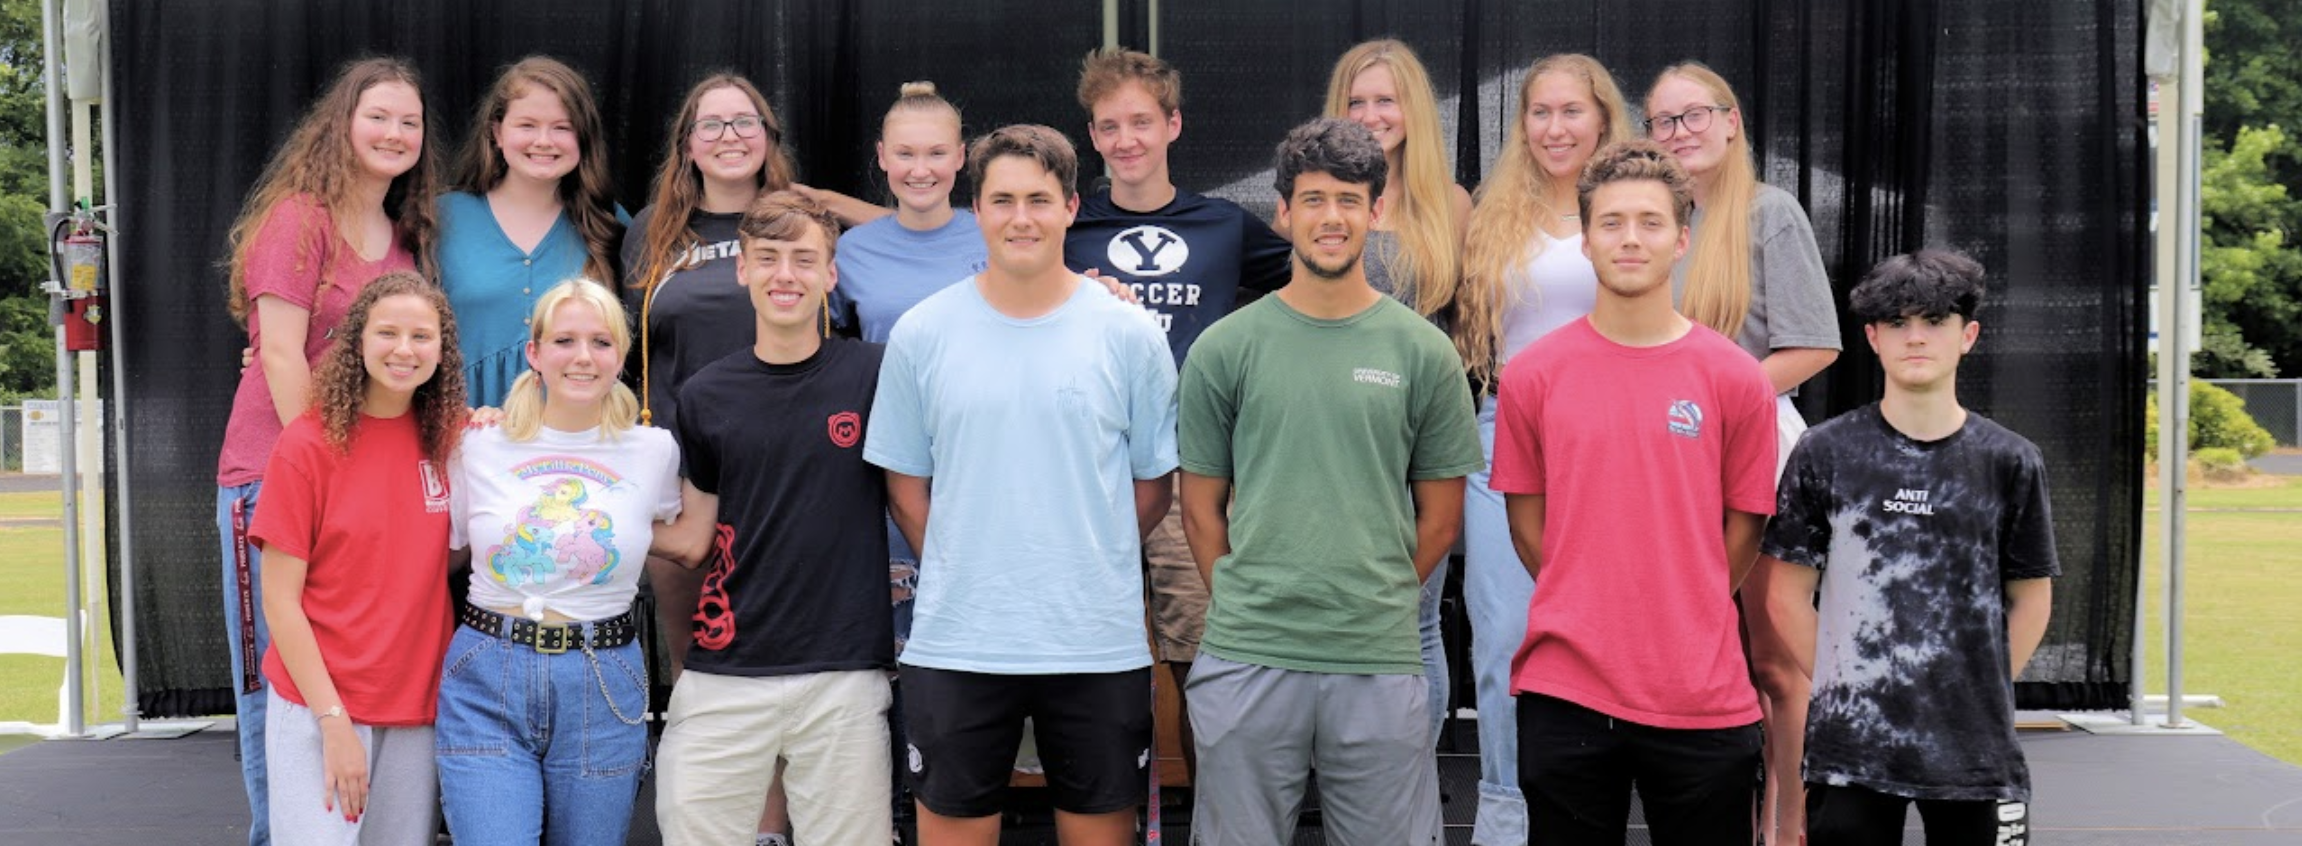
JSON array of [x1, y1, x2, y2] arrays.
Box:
[[2, 715, 2298, 845]]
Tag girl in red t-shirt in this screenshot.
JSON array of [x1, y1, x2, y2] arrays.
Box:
[[251, 273, 466, 844], [212, 56, 443, 845]]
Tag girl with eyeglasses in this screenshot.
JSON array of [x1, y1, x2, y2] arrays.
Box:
[[619, 72, 798, 846], [1454, 53, 1636, 846], [439, 57, 627, 409], [1646, 60, 1842, 846], [214, 57, 441, 845]]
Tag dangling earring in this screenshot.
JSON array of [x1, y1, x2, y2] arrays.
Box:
[[820, 299, 832, 339]]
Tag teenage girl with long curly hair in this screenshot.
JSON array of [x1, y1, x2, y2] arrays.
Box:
[[250, 272, 465, 845], [213, 56, 442, 846]]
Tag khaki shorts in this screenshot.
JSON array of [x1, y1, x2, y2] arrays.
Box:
[[1144, 498, 1207, 663]]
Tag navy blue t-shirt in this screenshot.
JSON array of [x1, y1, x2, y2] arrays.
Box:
[[1065, 188, 1292, 365], [674, 337, 894, 676], [1763, 404, 2059, 801]]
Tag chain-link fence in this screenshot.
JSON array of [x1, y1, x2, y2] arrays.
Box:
[[2, 405, 20, 472], [2209, 379, 2301, 447]]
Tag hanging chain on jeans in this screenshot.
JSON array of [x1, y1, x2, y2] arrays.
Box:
[[582, 642, 648, 726]]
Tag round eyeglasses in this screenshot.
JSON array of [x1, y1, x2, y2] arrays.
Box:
[[693, 114, 769, 142], [1643, 105, 1730, 141]]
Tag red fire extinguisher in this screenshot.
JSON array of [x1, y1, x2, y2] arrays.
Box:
[[60, 224, 105, 352]]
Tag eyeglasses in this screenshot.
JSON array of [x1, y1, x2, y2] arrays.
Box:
[[692, 114, 769, 142], [1643, 105, 1730, 141]]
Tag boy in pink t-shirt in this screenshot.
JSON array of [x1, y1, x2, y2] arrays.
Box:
[[1490, 141, 1777, 845]]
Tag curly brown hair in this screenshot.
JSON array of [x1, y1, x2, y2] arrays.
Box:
[[224, 57, 444, 324], [309, 271, 467, 462]]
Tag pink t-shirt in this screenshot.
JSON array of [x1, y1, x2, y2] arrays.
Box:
[[1490, 317, 1776, 729], [216, 195, 417, 486]]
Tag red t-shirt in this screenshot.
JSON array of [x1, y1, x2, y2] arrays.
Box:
[[251, 412, 453, 727], [216, 195, 417, 486], [1490, 318, 1776, 730]]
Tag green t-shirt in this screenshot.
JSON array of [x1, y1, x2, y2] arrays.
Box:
[[1179, 294, 1484, 674]]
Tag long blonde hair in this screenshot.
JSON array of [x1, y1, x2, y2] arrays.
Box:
[[1649, 61, 1756, 338], [1457, 54, 1633, 389], [1323, 39, 1459, 321], [501, 279, 640, 442]]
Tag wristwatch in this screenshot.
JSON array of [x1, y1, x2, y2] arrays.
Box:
[[316, 705, 346, 721]]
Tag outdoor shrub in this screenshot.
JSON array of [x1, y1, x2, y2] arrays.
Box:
[[2194, 446, 2248, 477], [2144, 382, 2278, 461]]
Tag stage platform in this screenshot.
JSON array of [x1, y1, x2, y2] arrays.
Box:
[[2, 714, 2297, 844]]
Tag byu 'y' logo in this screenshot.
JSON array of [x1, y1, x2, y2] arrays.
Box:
[[1108, 225, 1190, 276]]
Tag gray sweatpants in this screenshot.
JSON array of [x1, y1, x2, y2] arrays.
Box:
[[264, 689, 439, 846], [1186, 653, 1443, 845]]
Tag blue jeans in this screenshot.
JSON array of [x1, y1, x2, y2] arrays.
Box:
[[435, 622, 651, 846], [1418, 554, 1449, 750], [1463, 397, 1533, 845], [216, 481, 270, 846]]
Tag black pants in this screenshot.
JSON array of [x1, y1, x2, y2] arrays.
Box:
[[1516, 693, 1761, 846], [1806, 782, 2030, 846]]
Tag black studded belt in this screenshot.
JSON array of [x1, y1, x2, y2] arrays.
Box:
[[457, 601, 638, 653]]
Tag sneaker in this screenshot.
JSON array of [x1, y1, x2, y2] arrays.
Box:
[[756, 834, 791, 846]]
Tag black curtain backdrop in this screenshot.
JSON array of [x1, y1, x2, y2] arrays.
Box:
[[108, 0, 2141, 718]]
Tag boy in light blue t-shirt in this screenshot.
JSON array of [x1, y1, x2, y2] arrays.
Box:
[[863, 124, 1176, 844]]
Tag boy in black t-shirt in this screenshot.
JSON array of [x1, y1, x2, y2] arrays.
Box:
[[653, 192, 897, 846], [1760, 249, 2057, 846]]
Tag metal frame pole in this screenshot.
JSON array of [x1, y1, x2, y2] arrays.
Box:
[[99, 16, 139, 733], [39, 0, 87, 740], [2165, 0, 2206, 730]]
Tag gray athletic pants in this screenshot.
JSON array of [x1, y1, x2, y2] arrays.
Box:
[[264, 689, 439, 846], [1186, 653, 1442, 845]]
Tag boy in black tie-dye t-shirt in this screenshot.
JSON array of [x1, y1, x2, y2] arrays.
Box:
[[1760, 250, 2057, 846]]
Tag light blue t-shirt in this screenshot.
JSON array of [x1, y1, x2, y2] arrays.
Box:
[[864, 276, 1179, 674], [830, 211, 988, 343], [438, 191, 628, 407]]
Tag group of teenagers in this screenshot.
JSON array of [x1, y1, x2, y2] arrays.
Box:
[[208, 34, 2058, 846]]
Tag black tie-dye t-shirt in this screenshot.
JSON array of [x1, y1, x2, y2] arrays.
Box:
[[1763, 404, 2059, 801]]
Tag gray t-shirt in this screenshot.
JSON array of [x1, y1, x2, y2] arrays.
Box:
[[1365, 229, 1447, 331], [1672, 182, 1841, 366]]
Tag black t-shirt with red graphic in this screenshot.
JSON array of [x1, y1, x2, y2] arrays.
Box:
[[674, 336, 894, 676]]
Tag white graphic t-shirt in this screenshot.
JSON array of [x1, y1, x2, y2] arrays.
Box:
[[450, 424, 682, 622]]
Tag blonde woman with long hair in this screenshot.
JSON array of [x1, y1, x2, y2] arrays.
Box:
[[1314, 38, 1474, 764], [1322, 39, 1471, 321], [1647, 60, 1841, 845], [1454, 53, 1633, 846]]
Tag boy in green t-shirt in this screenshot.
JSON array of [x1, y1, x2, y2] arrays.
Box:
[[1176, 118, 1483, 845]]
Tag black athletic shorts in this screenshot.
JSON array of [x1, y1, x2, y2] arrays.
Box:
[[1806, 781, 2030, 846], [897, 664, 1153, 817]]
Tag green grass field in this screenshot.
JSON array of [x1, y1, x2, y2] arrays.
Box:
[[2140, 474, 2302, 765], [0, 490, 127, 730]]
